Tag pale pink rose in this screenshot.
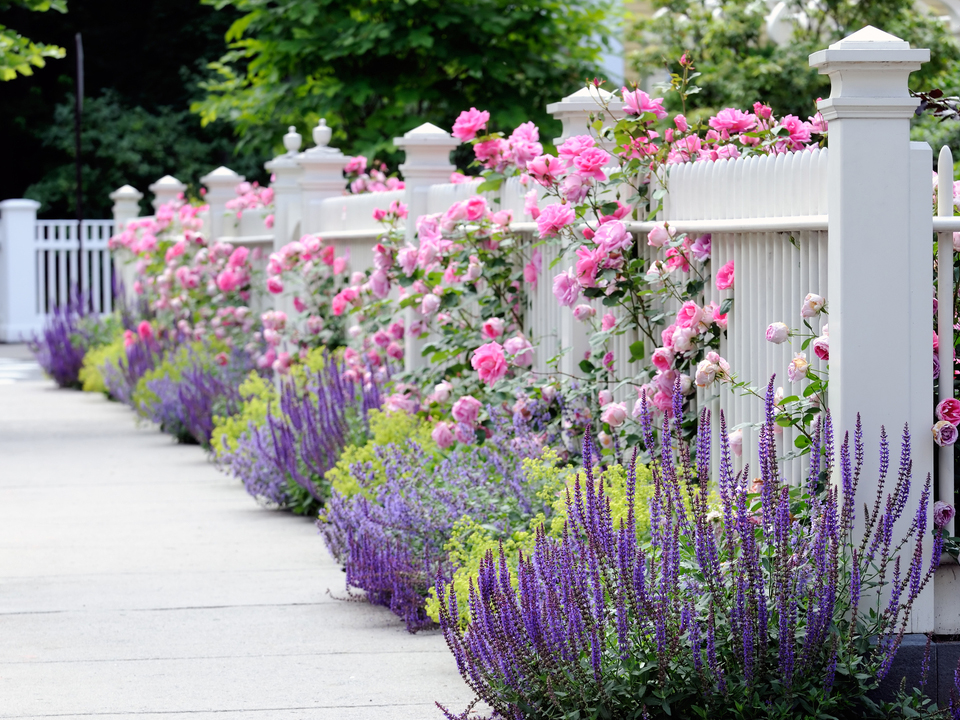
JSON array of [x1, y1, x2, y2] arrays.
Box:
[[482, 317, 505, 339], [370, 269, 390, 299], [651, 391, 672, 415], [558, 135, 596, 160], [647, 223, 674, 248], [472, 342, 508, 385], [672, 326, 697, 353], [333, 256, 348, 274], [452, 395, 482, 424], [560, 173, 590, 204], [651, 347, 674, 372], [398, 246, 418, 276], [664, 247, 690, 273], [432, 422, 455, 449], [728, 428, 743, 457], [452, 107, 490, 142], [675, 301, 703, 329], [504, 336, 533, 367], [573, 304, 596, 321], [536, 203, 576, 238], [384, 392, 418, 414], [449, 171, 470, 184], [937, 398, 960, 425], [491, 210, 512, 226], [601, 313, 617, 331], [766, 322, 789, 344], [528, 155, 567, 186], [594, 220, 631, 255], [601, 402, 628, 427], [935, 500, 956, 528], [306, 316, 324, 334], [420, 293, 441, 315], [787, 352, 809, 382], [432, 381, 453, 404], [524, 189, 541, 219], [597, 431, 614, 450], [800, 293, 825, 318], [552, 268, 581, 307], [813, 335, 829, 361], [272, 352, 293, 375], [463, 258, 483, 282], [934, 420, 958, 447], [598, 389, 614, 407], [373, 244, 393, 270], [715, 260, 735, 290]]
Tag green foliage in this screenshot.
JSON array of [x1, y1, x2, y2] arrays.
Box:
[[194, 0, 612, 162], [630, 0, 960, 120], [0, 0, 66, 81], [424, 457, 664, 623], [210, 371, 275, 457], [24, 90, 264, 217], [324, 409, 436, 499], [77, 313, 124, 394]]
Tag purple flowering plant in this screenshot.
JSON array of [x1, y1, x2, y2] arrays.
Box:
[[435, 380, 950, 720], [321, 410, 555, 632]]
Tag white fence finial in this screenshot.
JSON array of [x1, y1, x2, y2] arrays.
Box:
[[109, 185, 143, 232], [0, 199, 42, 341], [265, 129, 304, 251], [148, 175, 187, 211], [200, 166, 245, 242], [546, 86, 622, 150], [811, 28, 933, 631], [298, 118, 347, 237]]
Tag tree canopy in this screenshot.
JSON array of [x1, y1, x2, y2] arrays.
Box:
[[0, 0, 66, 81], [194, 0, 613, 161]]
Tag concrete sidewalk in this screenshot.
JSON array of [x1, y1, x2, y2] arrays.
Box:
[[0, 376, 474, 719]]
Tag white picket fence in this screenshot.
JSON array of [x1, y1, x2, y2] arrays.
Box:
[[1, 25, 955, 631]]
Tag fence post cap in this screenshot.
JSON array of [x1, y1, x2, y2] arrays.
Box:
[[109, 184, 143, 201], [810, 25, 929, 69], [312, 118, 332, 148], [0, 199, 41, 211], [148, 175, 186, 193], [546, 86, 622, 147], [283, 126, 303, 154], [393, 122, 459, 149], [200, 166, 244, 185]]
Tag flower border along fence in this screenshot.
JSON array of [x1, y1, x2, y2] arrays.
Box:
[[3, 23, 959, 645]]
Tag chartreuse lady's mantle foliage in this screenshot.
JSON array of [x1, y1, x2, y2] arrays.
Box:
[[193, 0, 611, 159], [436, 383, 951, 720]]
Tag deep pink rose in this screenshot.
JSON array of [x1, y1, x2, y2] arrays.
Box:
[[465, 196, 488, 221], [715, 260, 735, 290], [217, 268, 242, 293], [675, 301, 703, 329], [266, 277, 284, 294], [452, 107, 490, 142], [481, 317, 505, 339], [935, 500, 956, 529], [651, 347, 674, 372], [472, 342, 508, 385], [813, 335, 829, 361], [937, 398, 960, 425]]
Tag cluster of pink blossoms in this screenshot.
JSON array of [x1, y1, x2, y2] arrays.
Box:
[[225, 181, 275, 227], [452, 107, 544, 173], [343, 155, 405, 194], [109, 197, 205, 258]]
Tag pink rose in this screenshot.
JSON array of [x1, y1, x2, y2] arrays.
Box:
[[709, 108, 757, 133], [455, 423, 477, 445], [788, 352, 809, 383], [216, 268, 242, 293], [800, 293, 825, 318], [813, 335, 829, 361], [465, 196, 488, 221], [601, 313, 617, 331], [728, 428, 743, 457], [552, 268, 580, 307], [452, 107, 490, 142], [675, 301, 703, 329], [482, 317, 505, 339], [421, 293, 441, 315], [370, 269, 390, 299], [137, 321, 153, 342], [560, 173, 590, 204], [601, 402, 628, 427], [594, 220, 631, 255], [293, 296, 307, 313], [573, 147, 611, 181], [937, 398, 960, 425], [599, 389, 613, 407], [647, 223, 674, 248], [472, 342, 508, 385], [331, 292, 348, 316], [934, 420, 958, 447], [935, 500, 956, 529], [536, 203, 576, 238], [432, 422, 455, 449], [372, 208, 387, 222], [333, 256, 348, 274], [766, 322, 789, 344], [674, 114, 689, 132], [528, 155, 567, 187], [573, 304, 596, 321], [558, 135, 596, 160], [690, 234, 711, 261], [306, 316, 324, 334], [266, 277, 284, 294], [386, 341, 404, 361], [651, 347, 674, 372], [715, 260, 735, 290], [524, 189, 541, 219], [575, 245, 602, 288], [621, 88, 667, 119], [504, 335, 534, 367], [398, 246, 418, 276], [431, 381, 453, 404], [228, 246, 249, 268], [452, 395, 482, 424]]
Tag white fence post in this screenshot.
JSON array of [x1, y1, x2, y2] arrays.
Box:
[[394, 123, 459, 370], [810, 26, 934, 632], [545, 88, 623, 379], [109, 185, 142, 232], [200, 167, 244, 242], [0, 199, 41, 342], [148, 175, 186, 211], [264, 126, 304, 252], [299, 119, 348, 236]]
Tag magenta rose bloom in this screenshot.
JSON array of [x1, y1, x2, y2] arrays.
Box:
[[937, 398, 960, 425]]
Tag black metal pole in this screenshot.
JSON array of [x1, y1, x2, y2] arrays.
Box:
[[74, 33, 84, 308]]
